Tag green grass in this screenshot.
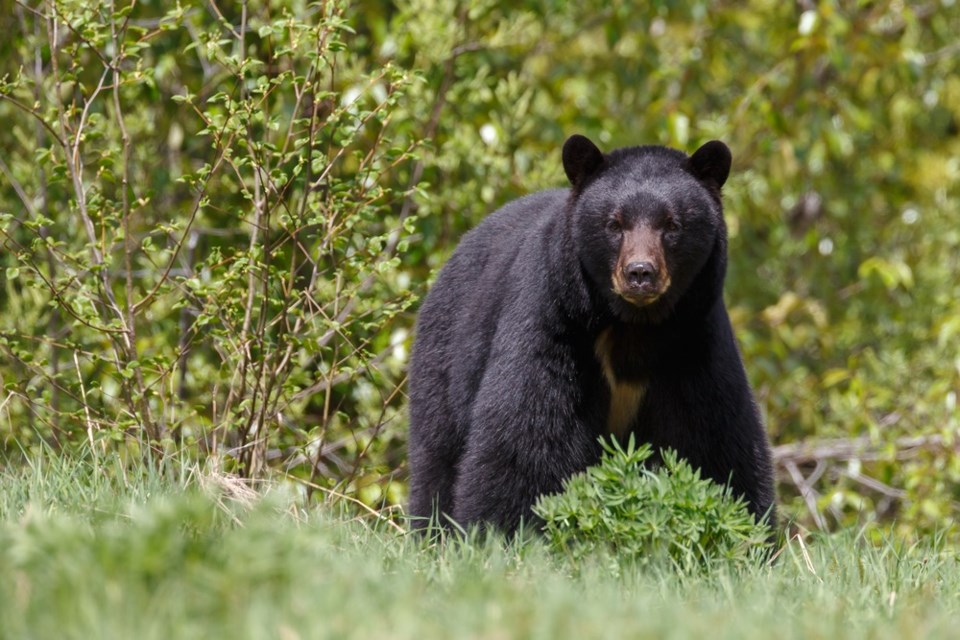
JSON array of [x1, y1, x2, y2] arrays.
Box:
[[1, 454, 958, 639]]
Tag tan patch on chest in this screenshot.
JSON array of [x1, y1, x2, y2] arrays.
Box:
[[594, 328, 646, 439]]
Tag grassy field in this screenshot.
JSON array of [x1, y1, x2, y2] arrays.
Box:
[[0, 454, 957, 640]]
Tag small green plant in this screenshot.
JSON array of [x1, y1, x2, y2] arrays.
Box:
[[534, 437, 772, 572]]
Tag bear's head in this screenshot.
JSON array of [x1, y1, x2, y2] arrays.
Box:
[[563, 134, 731, 324]]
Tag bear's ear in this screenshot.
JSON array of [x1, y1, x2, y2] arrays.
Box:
[[562, 134, 605, 190], [688, 140, 732, 191]]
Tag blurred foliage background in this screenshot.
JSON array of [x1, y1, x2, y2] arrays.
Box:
[[0, 0, 958, 539]]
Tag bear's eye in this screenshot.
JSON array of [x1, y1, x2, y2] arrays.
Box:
[[607, 219, 622, 233], [665, 218, 682, 233]]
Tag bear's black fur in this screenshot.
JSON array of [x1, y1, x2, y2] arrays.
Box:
[[408, 135, 776, 533]]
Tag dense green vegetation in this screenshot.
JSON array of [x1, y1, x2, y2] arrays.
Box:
[[1, 456, 959, 639], [535, 438, 772, 571], [1, 0, 959, 540]]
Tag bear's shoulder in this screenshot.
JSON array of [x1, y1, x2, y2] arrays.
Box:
[[442, 188, 570, 281], [463, 188, 568, 241]]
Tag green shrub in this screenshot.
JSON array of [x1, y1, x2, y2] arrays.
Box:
[[535, 437, 772, 572], [0, 1, 421, 504]]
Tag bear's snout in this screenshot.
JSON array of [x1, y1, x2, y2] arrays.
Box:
[[612, 225, 668, 305], [623, 261, 658, 292], [613, 256, 667, 305]]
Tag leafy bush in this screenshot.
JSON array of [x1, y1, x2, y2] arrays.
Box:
[[535, 437, 772, 572], [0, 1, 421, 505]]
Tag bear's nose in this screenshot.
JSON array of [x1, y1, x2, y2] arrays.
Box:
[[624, 261, 658, 289]]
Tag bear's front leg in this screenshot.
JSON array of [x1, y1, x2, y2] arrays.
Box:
[[450, 351, 602, 533]]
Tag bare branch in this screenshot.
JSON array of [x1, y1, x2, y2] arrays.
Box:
[[783, 459, 827, 530], [773, 433, 956, 466]]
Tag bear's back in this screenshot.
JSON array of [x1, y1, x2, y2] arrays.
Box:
[[449, 188, 567, 274], [418, 187, 568, 327], [409, 188, 569, 436]]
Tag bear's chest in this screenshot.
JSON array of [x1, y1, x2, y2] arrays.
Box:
[[593, 328, 647, 439]]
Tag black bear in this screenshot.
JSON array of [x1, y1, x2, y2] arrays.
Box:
[[408, 134, 776, 533]]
